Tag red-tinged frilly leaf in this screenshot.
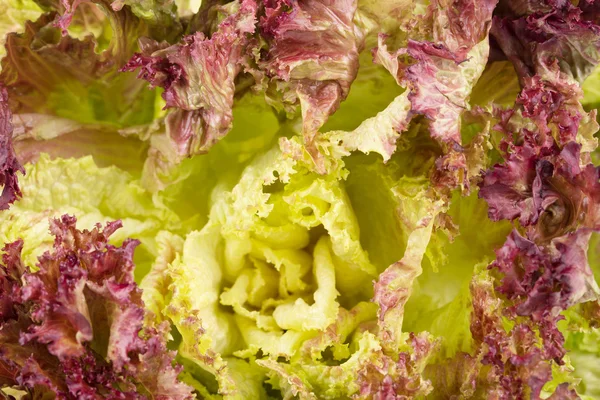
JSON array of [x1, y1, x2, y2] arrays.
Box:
[[121, 0, 258, 157], [402, 41, 469, 145], [356, 332, 437, 399], [0, 241, 25, 322], [259, 0, 361, 156], [18, 217, 138, 361], [491, 1, 600, 149], [0, 215, 194, 399], [403, 16, 496, 168], [260, 0, 359, 88], [492, 229, 600, 320], [376, 0, 498, 138], [0, 87, 24, 211], [509, 78, 589, 150], [496, 0, 575, 17], [468, 276, 574, 398], [376, 0, 498, 82], [374, 0, 497, 190], [494, 0, 600, 83], [580, 0, 600, 24], [430, 289, 569, 398], [480, 142, 600, 242]]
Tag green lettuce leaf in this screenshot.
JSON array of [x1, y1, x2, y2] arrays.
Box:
[[404, 191, 512, 358], [128, 93, 281, 193], [561, 299, 600, 399], [0, 154, 179, 281], [0, 0, 42, 60], [583, 64, 600, 110], [140, 142, 391, 396]]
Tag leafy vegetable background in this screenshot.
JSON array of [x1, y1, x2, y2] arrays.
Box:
[[1, 0, 600, 398]]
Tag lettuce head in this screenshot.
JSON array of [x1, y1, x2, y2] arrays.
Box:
[[1, 0, 600, 399]]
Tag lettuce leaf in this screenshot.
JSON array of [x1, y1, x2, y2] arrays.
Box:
[[0, 215, 193, 398], [0, 86, 23, 210], [1, 10, 154, 127], [120, 0, 258, 159], [0, 154, 178, 280], [140, 144, 386, 396], [0, 0, 42, 60]]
